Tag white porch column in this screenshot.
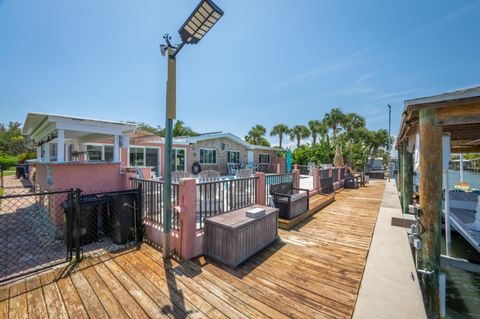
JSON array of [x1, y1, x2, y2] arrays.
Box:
[[57, 129, 65, 163], [44, 142, 50, 162], [113, 135, 120, 162], [36, 146, 42, 161]]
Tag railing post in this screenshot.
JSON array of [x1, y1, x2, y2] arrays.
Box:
[[255, 172, 266, 206], [292, 169, 300, 190], [177, 178, 197, 260], [136, 182, 143, 242], [74, 188, 82, 262], [311, 167, 319, 190]]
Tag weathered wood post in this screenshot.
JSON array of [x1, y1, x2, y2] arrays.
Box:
[[401, 142, 413, 214], [419, 108, 443, 319], [397, 148, 403, 193]]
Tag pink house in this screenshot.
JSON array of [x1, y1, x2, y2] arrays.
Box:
[[22, 112, 284, 194]]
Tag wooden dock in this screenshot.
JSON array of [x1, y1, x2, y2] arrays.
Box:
[[0, 181, 386, 319], [278, 193, 335, 230]]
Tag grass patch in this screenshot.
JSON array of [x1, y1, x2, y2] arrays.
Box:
[[2, 171, 15, 176]]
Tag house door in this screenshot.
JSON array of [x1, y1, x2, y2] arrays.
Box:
[[247, 151, 254, 164]]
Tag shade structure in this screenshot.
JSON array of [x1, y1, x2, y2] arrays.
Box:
[[179, 0, 224, 45], [286, 147, 292, 173], [334, 146, 344, 167]]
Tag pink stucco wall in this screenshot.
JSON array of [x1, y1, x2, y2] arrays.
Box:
[[34, 162, 133, 226], [34, 162, 129, 194]]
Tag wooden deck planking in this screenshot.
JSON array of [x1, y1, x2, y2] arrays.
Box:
[[278, 193, 335, 230], [0, 180, 385, 319]]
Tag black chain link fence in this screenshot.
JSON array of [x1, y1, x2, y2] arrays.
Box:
[[0, 187, 142, 285], [0, 190, 71, 283]]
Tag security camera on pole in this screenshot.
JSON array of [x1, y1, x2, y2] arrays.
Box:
[[160, 0, 224, 258]]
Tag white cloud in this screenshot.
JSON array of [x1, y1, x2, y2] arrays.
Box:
[[268, 47, 372, 93]]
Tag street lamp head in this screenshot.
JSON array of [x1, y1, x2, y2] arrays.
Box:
[[178, 0, 224, 45]]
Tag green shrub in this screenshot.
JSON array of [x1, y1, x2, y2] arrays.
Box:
[[0, 153, 17, 168], [17, 151, 36, 162]]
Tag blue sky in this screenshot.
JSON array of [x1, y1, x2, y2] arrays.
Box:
[[1, 0, 479, 145]]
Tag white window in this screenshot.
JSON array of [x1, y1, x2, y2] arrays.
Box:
[[128, 147, 160, 174], [200, 148, 217, 164], [86, 145, 102, 161], [227, 151, 240, 164], [104, 145, 114, 162], [129, 147, 145, 166], [49, 143, 58, 161], [259, 154, 270, 164]]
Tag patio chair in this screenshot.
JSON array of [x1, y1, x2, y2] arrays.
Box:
[[235, 168, 254, 179], [172, 171, 194, 183], [344, 174, 359, 189], [245, 163, 258, 172], [227, 163, 239, 176], [198, 170, 221, 182], [270, 181, 309, 219]]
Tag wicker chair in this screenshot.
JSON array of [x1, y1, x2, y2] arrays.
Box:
[[235, 168, 254, 179], [172, 171, 194, 183], [198, 170, 221, 182], [270, 181, 309, 219]]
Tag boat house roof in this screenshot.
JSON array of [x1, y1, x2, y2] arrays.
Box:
[[396, 86, 480, 153]]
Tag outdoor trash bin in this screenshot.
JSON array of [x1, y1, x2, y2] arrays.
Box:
[[107, 190, 138, 245], [15, 164, 24, 179], [62, 195, 102, 247], [79, 195, 103, 245]]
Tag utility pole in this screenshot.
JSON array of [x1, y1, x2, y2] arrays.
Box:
[[388, 104, 392, 181]]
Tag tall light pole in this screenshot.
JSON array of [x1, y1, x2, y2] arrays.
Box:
[[387, 104, 392, 181], [387, 104, 392, 152], [160, 0, 223, 259]]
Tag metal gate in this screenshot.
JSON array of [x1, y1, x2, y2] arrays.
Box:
[[0, 188, 143, 284], [0, 189, 73, 283]]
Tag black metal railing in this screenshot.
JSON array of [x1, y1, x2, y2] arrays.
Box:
[[332, 168, 339, 182], [320, 168, 330, 179], [131, 178, 180, 229], [196, 177, 257, 230], [265, 173, 293, 204]]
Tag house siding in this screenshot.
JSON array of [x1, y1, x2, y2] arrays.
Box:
[[188, 138, 280, 174], [188, 137, 249, 174]]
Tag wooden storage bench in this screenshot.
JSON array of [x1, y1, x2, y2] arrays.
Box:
[[204, 205, 279, 268]]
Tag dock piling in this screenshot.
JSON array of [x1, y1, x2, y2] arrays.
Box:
[[419, 108, 443, 319]]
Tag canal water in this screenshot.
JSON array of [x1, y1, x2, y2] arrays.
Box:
[[414, 169, 480, 318]]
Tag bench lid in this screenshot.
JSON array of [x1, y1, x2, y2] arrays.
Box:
[[205, 205, 278, 230]]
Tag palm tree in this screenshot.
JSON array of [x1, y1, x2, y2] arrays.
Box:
[[342, 113, 366, 132], [270, 124, 289, 148], [289, 125, 310, 148], [245, 125, 267, 145], [367, 129, 389, 167], [323, 108, 345, 145], [173, 120, 198, 137], [307, 120, 327, 145]]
